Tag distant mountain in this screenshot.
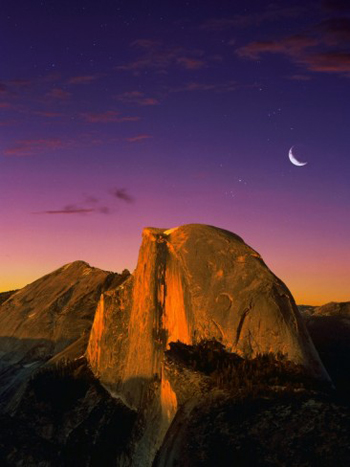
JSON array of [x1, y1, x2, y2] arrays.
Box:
[[303, 301, 350, 397], [314, 301, 350, 317], [298, 304, 316, 315], [0, 261, 129, 411]]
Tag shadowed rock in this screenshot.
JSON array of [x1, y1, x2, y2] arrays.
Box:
[[303, 301, 350, 396], [0, 261, 127, 409]]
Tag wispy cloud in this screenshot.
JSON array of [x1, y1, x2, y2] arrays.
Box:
[[236, 16, 350, 77], [116, 40, 207, 74], [46, 88, 71, 100], [131, 39, 160, 49], [0, 83, 12, 98], [0, 102, 13, 109], [33, 110, 63, 118], [111, 188, 135, 203], [67, 74, 101, 85], [33, 195, 112, 216], [80, 110, 140, 123], [169, 80, 240, 93], [126, 134, 152, 143], [301, 51, 350, 73], [176, 57, 206, 69], [8, 79, 32, 88], [3, 138, 65, 157], [115, 91, 160, 106], [0, 120, 15, 126], [33, 187, 136, 215], [34, 205, 96, 215], [288, 74, 312, 81], [236, 35, 318, 60]]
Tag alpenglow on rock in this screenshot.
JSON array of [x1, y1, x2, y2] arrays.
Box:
[[88, 224, 328, 382], [87, 224, 329, 464]]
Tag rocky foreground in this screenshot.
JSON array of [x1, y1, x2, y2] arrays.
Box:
[[0, 224, 349, 466]]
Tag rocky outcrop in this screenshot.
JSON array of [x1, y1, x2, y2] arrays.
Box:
[[87, 224, 329, 465], [303, 301, 350, 396], [313, 301, 350, 317], [0, 261, 127, 410], [154, 391, 350, 467], [0, 359, 137, 467]]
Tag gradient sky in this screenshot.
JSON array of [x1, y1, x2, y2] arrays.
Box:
[[1, 0, 349, 304]]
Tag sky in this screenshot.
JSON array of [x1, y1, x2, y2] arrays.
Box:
[[1, 0, 349, 304]]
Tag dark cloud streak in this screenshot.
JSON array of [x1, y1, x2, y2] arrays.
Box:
[[111, 188, 135, 203], [34, 207, 96, 215]]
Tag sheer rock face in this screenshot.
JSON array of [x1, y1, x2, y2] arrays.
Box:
[[87, 224, 329, 464], [88, 225, 328, 386]]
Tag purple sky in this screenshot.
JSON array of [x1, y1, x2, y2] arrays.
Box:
[[1, 0, 350, 304]]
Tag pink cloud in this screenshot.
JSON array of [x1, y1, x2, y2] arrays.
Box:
[[33, 110, 63, 118], [67, 74, 101, 85], [3, 138, 64, 156], [115, 91, 160, 106], [302, 51, 350, 73], [169, 81, 239, 93], [46, 88, 71, 100], [235, 18, 350, 77], [8, 79, 32, 88], [140, 97, 159, 105], [126, 134, 152, 143], [177, 57, 206, 69], [236, 35, 318, 60], [116, 41, 207, 74], [80, 111, 140, 123], [0, 120, 15, 126], [131, 39, 160, 49]]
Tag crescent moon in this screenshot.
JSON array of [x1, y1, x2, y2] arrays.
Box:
[[289, 147, 307, 167]]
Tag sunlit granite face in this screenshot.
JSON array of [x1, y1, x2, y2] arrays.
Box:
[[86, 224, 329, 466]]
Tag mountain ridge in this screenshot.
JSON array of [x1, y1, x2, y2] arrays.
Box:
[[1, 224, 347, 467]]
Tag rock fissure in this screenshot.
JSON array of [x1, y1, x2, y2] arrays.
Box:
[[235, 307, 251, 346]]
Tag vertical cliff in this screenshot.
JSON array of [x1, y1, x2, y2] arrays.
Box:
[[86, 224, 329, 466]]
